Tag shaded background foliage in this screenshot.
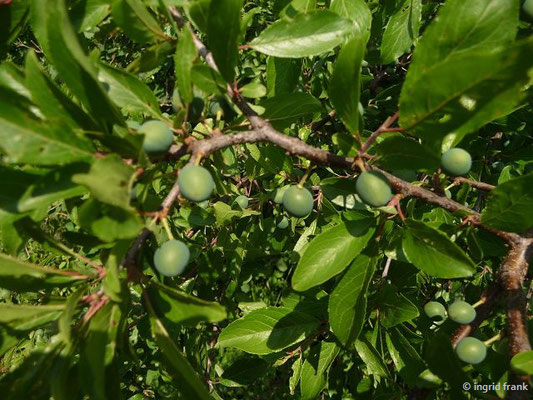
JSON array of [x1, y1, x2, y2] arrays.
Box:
[[0, 0, 532, 399]]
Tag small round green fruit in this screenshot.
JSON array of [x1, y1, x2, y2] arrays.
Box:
[[424, 301, 447, 322], [441, 148, 472, 176], [177, 166, 215, 202], [277, 216, 289, 229], [282, 186, 314, 218], [234, 195, 249, 209], [455, 337, 487, 364], [448, 300, 476, 324], [153, 240, 190, 277], [139, 120, 174, 154], [355, 171, 393, 207]]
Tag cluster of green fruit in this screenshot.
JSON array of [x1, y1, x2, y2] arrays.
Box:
[[424, 300, 487, 364]]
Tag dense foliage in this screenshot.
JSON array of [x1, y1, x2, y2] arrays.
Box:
[[0, 0, 532, 399]]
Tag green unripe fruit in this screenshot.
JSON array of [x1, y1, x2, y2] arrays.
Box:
[[139, 120, 174, 154], [277, 216, 289, 229], [355, 171, 393, 207], [441, 148, 472, 176], [423, 301, 447, 322], [177, 166, 215, 202], [455, 337, 487, 364], [234, 195, 249, 209], [448, 300, 476, 324], [153, 240, 190, 277], [282, 186, 314, 218], [524, 0, 533, 18]]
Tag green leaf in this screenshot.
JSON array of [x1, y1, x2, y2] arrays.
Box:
[[59, 288, 87, 345], [402, 219, 476, 278], [126, 40, 176, 73], [110, 0, 165, 43], [424, 333, 469, 399], [266, 57, 301, 97], [146, 281, 226, 326], [146, 297, 212, 400], [70, 0, 111, 32], [380, 0, 421, 64], [481, 173, 533, 233], [399, 0, 526, 146], [80, 302, 123, 400], [30, 0, 124, 131], [212, 201, 260, 226], [374, 135, 440, 171], [0, 303, 65, 332], [261, 92, 321, 122], [207, 0, 242, 82], [25, 51, 97, 131], [328, 254, 376, 346], [320, 177, 363, 210], [329, 35, 365, 133], [220, 357, 269, 387], [218, 307, 320, 355], [0, 87, 95, 165], [175, 27, 196, 105], [184, 0, 211, 33], [0, 253, 87, 292], [78, 198, 144, 242], [292, 217, 376, 292], [385, 328, 425, 385], [0, 0, 29, 57], [330, 0, 371, 36], [377, 283, 419, 328], [511, 351, 533, 375], [354, 336, 389, 377], [97, 62, 162, 118], [17, 164, 89, 212], [300, 341, 340, 400], [250, 10, 353, 58], [72, 155, 136, 210]]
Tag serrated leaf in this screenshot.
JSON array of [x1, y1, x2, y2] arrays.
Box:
[[329, 35, 365, 133], [292, 217, 376, 292], [0, 87, 95, 165], [300, 341, 339, 400], [0, 303, 65, 332], [261, 92, 321, 122], [328, 254, 376, 346], [0, 253, 87, 292], [145, 297, 212, 400], [71, 0, 111, 32], [402, 219, 476, 278], [97, 62, 162, 117], [330, 0, 371, 36], [147, 281, 226, 326], [207, 0, 242, 82], [30, 0, 124, 131], [110, 0, 165, 43], [399, 0, 526, 146], [355, 336, 389, 377], [385, 328, 425, 385], [17, 164, 89, 212], [250, 10, 353, 58], [218, 307, 320, 355], [381, 0, 421, 64], [72, 155, 136, 210], [481, 173, 533, 233], [511, 351, 533, 375], [374, 135, 440, 171], [266, 57, 301, 97], [175, 27, 196, 105], [377, 283, 419, 328]]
